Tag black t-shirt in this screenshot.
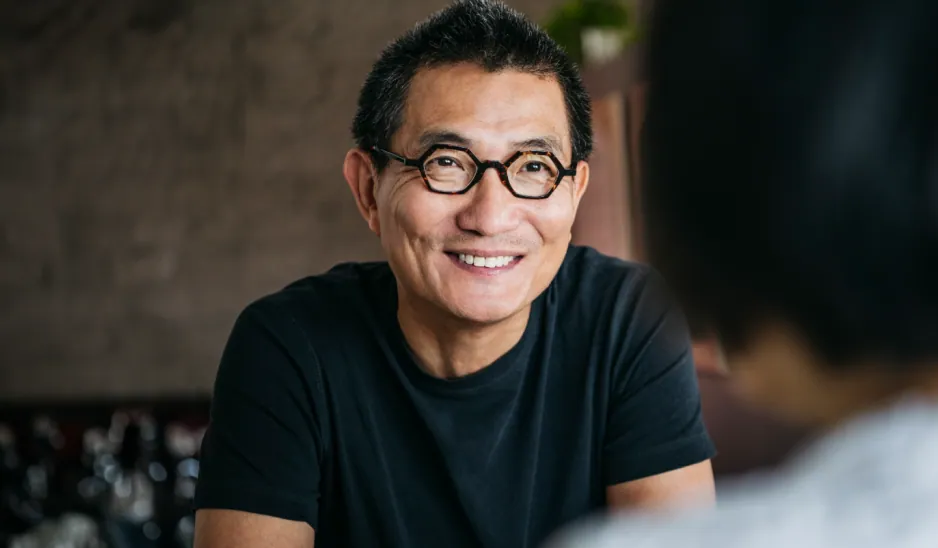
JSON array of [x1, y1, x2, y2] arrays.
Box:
[[194, 246, 714, 548]]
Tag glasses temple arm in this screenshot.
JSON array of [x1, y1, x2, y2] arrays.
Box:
[[370, 146, 422, 168]]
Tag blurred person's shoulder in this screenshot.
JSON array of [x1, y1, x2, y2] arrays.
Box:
[[548, 398, 938, 548]]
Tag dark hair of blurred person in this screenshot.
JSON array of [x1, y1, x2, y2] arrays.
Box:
[[642, 0, 938, 425], [549, 0, 938, 546]]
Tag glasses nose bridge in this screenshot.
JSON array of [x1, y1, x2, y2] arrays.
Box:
[[473, 160, 511, 188]]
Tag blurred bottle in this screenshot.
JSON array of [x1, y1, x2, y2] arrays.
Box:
[[165, 422, 205, 548], [103, 410, 163, 548], [27, 416, 63, 503], [0, 423, 30, 544], [76, 426, 112, 509]]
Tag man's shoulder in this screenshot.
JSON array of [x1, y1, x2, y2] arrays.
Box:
[[559, 245, 648, 278], [553, 245, 656, 310], [244, 260, 392, 329]]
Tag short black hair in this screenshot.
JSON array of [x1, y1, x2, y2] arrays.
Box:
[[351, 0, 592, 170], [642, 0, 938, 369]]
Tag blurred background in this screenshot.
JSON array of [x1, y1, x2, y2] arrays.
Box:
[[0, 0, 810, 546]]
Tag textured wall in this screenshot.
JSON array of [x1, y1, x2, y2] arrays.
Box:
[[0, 0, 565, 400]]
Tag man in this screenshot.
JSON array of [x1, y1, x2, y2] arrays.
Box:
[[550, 0, 938, 546], [192, 1, 715, 547]]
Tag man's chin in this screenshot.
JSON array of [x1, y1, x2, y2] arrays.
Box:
[[444, 297, 530, 326]]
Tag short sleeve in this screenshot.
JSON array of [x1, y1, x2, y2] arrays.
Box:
[[194, 303, 324, 529], [602, 271, 716, 485]]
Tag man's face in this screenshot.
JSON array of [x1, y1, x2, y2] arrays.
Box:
[[371, 63, 588, 325]]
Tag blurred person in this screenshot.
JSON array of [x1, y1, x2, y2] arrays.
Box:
[[548, 0, 938, 546], [192, 1, 715, 547]]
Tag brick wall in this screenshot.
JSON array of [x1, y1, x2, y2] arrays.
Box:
[[0, 0, 565, 400]]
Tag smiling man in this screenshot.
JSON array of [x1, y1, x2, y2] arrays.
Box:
[[192, 1, 715, 547]]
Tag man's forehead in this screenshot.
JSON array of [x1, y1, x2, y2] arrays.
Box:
[[395, 64, 572, 155], [412, 129, 567, 155]]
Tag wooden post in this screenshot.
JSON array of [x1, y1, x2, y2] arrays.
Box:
[[573, 53, 640, 261], [572, 91, 632, 259]]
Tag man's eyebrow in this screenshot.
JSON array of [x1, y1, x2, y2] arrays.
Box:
[[511, 136, 565, 154], [415, 130, 472, 150]]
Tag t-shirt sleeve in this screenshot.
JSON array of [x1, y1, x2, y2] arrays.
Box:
[[602, 270, 716, 485], [194, 302, 324, 529]]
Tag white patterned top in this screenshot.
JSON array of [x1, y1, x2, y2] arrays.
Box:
[[548, 396, 938, 548]]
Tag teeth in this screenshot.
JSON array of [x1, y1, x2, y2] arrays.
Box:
[[457, 253, 516, 268]]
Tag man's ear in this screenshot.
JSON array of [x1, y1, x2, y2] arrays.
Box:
[[343, 148, 382, 237], [571, 160, 591, 214]]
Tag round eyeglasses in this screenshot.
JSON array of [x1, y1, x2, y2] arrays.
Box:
[[371, 144, 577, 200]]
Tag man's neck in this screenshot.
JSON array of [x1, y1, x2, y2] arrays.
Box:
[[396, 289, 531, 379]]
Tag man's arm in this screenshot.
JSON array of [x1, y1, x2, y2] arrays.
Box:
[[601, 269, 717, 511], [195, 509, 314, 548], [193, 302, 325, 547], [607, 461, 715, 511]]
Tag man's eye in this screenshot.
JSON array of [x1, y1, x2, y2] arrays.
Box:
[[523, 161, 547, 172], [430, 157, 460, 168]]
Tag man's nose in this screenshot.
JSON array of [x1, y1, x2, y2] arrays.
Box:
[[454, 167, 522, 236]]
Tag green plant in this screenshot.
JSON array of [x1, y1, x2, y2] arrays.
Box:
[[544, 0, 633, 65]]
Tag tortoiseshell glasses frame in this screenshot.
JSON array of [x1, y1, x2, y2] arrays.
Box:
[[371, 143, 578, 200]]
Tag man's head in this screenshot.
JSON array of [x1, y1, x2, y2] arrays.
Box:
[[643, 0, 938, 423], [344, 0, 592, 326]]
